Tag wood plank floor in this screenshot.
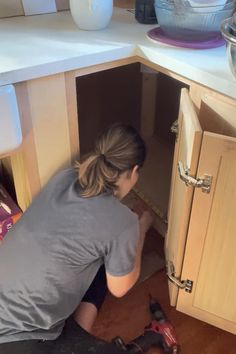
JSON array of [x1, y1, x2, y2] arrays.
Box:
[[92, 212, 236, 354], [92, 269, 236, 354], [93, 213, 236, 354]]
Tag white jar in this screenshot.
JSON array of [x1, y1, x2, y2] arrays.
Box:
[[70, 0, 113, 30]]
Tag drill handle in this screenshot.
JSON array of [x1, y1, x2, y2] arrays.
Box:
[[125, 331, 163, 353]]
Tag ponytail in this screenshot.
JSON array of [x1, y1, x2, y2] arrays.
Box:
[[75, 124, 146, 198], [75, 154, 119, 197]]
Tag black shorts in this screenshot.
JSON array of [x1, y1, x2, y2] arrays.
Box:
[[82, 264, 108, 310]]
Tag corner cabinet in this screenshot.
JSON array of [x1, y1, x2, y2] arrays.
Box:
[[4, 60, 236, 335], [165, 88, 236, 334]]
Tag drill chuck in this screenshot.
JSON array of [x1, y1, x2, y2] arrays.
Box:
[[149, 297, 167, 322]]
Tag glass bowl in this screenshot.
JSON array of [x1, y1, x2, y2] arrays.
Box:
[[221, 15, 236, 77], [154, 0, 236, 41]]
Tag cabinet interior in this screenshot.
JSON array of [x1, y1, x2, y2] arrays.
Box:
[[199, 94, 236, 138], [76, 63, 188, 237], [0, 158, 17, 202]]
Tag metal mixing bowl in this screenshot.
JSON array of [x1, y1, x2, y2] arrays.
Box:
[[154, 0, 236, 41], [221, 15, 236, 77]]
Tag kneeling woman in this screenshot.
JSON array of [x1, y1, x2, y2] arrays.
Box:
[[0, 124, 153, 352]]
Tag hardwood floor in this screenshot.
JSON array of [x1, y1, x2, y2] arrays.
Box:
[[92, 270, 236, 354], [92, 205, 236, 354], [8, 212, 233, 353]]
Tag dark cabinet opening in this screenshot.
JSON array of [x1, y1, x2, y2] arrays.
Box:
[[76, 63, 188, 237]]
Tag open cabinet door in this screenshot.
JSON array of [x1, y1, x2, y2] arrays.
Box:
[[165, 88, 202, 306], [176, 108, 236, 334]]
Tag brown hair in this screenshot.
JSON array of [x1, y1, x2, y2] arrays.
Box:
[[75, 124, 146, 198]]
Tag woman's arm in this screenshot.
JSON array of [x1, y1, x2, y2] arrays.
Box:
[[106, 211, 153, 297]]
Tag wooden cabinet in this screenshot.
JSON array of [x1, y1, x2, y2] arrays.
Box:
[[166, 88, 236, 334], [5, 72, 79, 211], [4, 59, 236, 335], [165, 88, 202, 305]]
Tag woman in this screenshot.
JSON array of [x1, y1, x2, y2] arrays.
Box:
[[0, 124, 153, 353]]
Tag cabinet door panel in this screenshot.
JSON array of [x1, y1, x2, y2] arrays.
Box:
[[177, 132, 236, 334], [165, 88, 202, 305]]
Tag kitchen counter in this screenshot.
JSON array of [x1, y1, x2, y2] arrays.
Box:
[[0, 7, 235, 99]]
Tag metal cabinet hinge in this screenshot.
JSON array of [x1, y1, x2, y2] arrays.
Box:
[[178, 161, 212, 194], [170, 120, 179, 140], [166, 261, 193, 293]]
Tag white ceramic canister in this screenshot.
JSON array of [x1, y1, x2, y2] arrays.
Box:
[[70, 0, 113, 30]]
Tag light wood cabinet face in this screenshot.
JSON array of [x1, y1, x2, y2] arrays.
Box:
[[167, 89, 236, 334], [177, 132, 236, 334], [165, 89, 202, 306], [12, 72, 79, 211]]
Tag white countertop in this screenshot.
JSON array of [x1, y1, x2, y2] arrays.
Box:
[[0, 7, 235, 99]]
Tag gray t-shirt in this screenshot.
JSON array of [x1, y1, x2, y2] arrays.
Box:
[[0, 168, 139, 343]]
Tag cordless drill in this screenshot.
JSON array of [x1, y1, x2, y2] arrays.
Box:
[[113, 296, 179, 354]]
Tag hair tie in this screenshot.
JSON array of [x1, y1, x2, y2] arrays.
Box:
[[99, 153, 106, 162]]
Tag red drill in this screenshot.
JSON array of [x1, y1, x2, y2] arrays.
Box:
[[113, 296, 179, 354]]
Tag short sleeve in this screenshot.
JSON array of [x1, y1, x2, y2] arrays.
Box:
[[104, 220, 139, 276]]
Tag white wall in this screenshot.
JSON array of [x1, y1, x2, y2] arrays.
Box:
[[0, 0, 70, 18], [0, 0, 134, 18]]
